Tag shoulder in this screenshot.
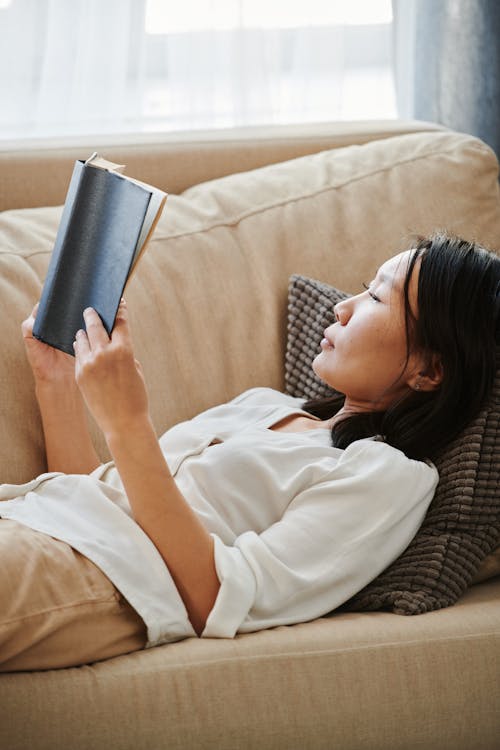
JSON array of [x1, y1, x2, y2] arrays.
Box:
[[230, 387, 305, 409], [336, 437, 439, 490]]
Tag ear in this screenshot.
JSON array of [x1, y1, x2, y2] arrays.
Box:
[[409, 352, 444, 393]]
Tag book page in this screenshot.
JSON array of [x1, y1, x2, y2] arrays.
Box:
[[85, 152, 126, 173], [129, 188, 167, 269]]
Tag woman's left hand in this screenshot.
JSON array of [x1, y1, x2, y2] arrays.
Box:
[[73, 300, 150, 438]]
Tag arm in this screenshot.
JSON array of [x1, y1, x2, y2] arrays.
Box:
[[22, 304, 101, 474], [36, 381, 101, 474], [73, 302, 220, 636]]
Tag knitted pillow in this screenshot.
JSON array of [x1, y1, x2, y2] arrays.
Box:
[[285, 274, 500, 614]]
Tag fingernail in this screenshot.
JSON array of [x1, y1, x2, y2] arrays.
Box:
[[83, 307, 93, 315]]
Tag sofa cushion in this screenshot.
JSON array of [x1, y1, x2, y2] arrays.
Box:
[[1, 578, 499, 750], [285, 274, 500, 613], [1, 130, 500, 484]]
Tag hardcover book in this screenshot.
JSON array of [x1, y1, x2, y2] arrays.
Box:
[[33, 153, 167, 355]]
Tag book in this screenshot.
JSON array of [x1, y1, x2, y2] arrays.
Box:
[[33, 153, 167, 355]]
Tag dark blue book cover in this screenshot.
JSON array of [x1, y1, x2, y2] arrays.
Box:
[[33, 157, 166, 355]]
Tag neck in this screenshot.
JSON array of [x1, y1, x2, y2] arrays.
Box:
[[303, 395, 388, 431], [325, 402, 373, 429]]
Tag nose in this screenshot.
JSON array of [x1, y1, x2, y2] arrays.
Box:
[[333, 298, 351, 325]]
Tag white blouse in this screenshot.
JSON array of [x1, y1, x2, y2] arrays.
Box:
[[0, 387, 439, 648]]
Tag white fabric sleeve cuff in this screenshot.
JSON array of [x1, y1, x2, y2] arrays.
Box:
[[201, 533, 257, 638]]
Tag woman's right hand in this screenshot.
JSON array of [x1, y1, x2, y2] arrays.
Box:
[[22, 303, 76, 384]]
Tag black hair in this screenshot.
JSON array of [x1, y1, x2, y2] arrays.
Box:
[[302, 233, 500, 461]]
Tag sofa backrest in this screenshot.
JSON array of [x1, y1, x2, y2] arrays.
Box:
[[0, 120, 443, 211], [1, 129, 499, 483]]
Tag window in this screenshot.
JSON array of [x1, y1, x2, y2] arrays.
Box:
[[0, 0, 395, 141]]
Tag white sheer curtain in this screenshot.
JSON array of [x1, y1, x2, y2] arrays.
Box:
[[0, 0, 147, 138], [0, 0, 395, 140]]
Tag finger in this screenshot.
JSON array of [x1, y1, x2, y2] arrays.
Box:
[[21, 302, 40, 336], [111, 299, 133, 347], [73, 329, 90, 359], [83, 307, 110, 349], [114, 298, 128, 325]]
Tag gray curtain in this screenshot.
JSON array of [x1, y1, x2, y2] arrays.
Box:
[[392, 0, 500, 157]]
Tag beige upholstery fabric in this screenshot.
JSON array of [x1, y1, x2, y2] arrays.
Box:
[[1, 578, 499, 750], [1, 130, 500, 485], [0, 120, 444, 211]]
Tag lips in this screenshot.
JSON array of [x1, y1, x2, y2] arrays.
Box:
[[320, 330, 335, 350]]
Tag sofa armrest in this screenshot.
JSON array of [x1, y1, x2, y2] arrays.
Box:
[[0, 119, 444, 212]]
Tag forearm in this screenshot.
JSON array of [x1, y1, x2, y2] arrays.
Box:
[[36, 380, 101, 474], [105, 416, 220, 636], [72, 302, 220, 634]]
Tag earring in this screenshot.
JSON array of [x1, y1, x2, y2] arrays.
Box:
[[414, 377, 422, 391]]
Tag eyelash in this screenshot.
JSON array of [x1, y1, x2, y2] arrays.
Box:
[[362, 282, 381, 302]]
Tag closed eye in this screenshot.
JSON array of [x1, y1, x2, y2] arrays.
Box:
[[362, 282, 381, 302]]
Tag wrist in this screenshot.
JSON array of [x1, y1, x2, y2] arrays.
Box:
[[34, 371, 77, 390], [103, 413, 156, 450], [35, 377, 80, 402]]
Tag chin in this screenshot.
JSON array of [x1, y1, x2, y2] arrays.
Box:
[[311, 355, 323, 379], [312, 361, 339, 393]]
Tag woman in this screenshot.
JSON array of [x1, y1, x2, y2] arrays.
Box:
[[0, 233, 498, 671]]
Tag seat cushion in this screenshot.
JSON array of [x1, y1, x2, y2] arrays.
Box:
[[1, 578, 499, 750]]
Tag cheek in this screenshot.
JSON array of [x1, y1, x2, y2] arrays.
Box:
[[353, 313, 403, 347], [342, 322, 384, 352], [339, 321, 409, 373]]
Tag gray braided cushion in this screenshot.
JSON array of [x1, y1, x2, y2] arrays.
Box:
[[285, 274, 500, 614]]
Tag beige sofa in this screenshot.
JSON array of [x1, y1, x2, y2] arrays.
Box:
[[0, 121, 499, 750]]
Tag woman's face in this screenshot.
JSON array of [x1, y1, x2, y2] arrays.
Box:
[[312, 250, 424, 412]]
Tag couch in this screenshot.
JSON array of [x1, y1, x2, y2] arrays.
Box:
[[0, 120, 499, 750]]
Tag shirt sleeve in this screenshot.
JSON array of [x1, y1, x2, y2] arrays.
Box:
[[201, 439, 439, 638]]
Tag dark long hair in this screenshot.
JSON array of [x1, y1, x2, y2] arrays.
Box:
[[302, 233, 500, 461]]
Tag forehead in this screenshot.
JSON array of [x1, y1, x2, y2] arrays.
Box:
[[378, 249, 422, 291], [377, 249, 420, 314], [378, 250, 415, 283]]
